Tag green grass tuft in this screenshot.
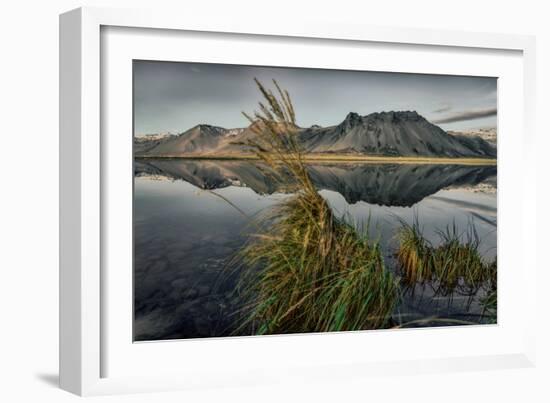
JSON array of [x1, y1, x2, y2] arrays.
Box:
[[396, 218, 497, 318], [234, 79, 399, 335]]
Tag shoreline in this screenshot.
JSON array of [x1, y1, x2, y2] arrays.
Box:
[[134, 154, 497, 166]]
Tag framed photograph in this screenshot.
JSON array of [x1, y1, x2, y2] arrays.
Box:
[[60, 7, 537, 396]]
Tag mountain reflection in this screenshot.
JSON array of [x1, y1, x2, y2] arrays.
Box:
[[134, 159, 496, 207]]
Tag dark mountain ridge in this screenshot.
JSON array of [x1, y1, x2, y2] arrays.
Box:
[[135, 111, 496, 158]]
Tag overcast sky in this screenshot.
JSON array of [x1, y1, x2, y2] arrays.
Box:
[[134, 60, 497, 135]]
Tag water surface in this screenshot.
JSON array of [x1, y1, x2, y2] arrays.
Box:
[[134, 159, 497, 341]]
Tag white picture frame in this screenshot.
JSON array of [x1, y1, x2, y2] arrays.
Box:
[[59, 6, 537, 396]]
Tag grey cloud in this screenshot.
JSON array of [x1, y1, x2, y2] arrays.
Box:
[[433, 107, 497, 124], [432, 105, 452, 113], [134, 61, 497, 133]]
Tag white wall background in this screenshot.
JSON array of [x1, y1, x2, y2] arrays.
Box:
[[0, 0, 548, 401]]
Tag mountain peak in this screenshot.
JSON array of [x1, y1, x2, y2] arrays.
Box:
[[195, 123, 223, 130], [346, 111, 360, 118], [365, 110, 423, 122], [344, 111, 362, 122], [185, 124, 227, 136], [339, 112, 363, 131], [340, 111, 424, 128]]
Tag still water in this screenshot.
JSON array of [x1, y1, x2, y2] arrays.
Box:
[[134, 159, 497, 341]]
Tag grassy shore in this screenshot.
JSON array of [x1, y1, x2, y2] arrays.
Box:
[[135, 153, 497, 166]]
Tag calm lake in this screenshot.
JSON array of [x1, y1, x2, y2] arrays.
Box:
[[133, 159, 497, 341]]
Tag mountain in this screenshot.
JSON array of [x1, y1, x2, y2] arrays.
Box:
[[134, 133, 176, 154], [137, 125, 231, 155], [298, 111, 495, 157], [451, 133, 497, 157], [135, 111, 496, 158], [448, 128, 497, 145]]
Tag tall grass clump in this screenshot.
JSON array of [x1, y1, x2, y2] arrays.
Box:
[[431, 223, 487, 295], [396, 217, 432, 287], [396, 219, 496, 299], [235, 79, 398, 335]]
